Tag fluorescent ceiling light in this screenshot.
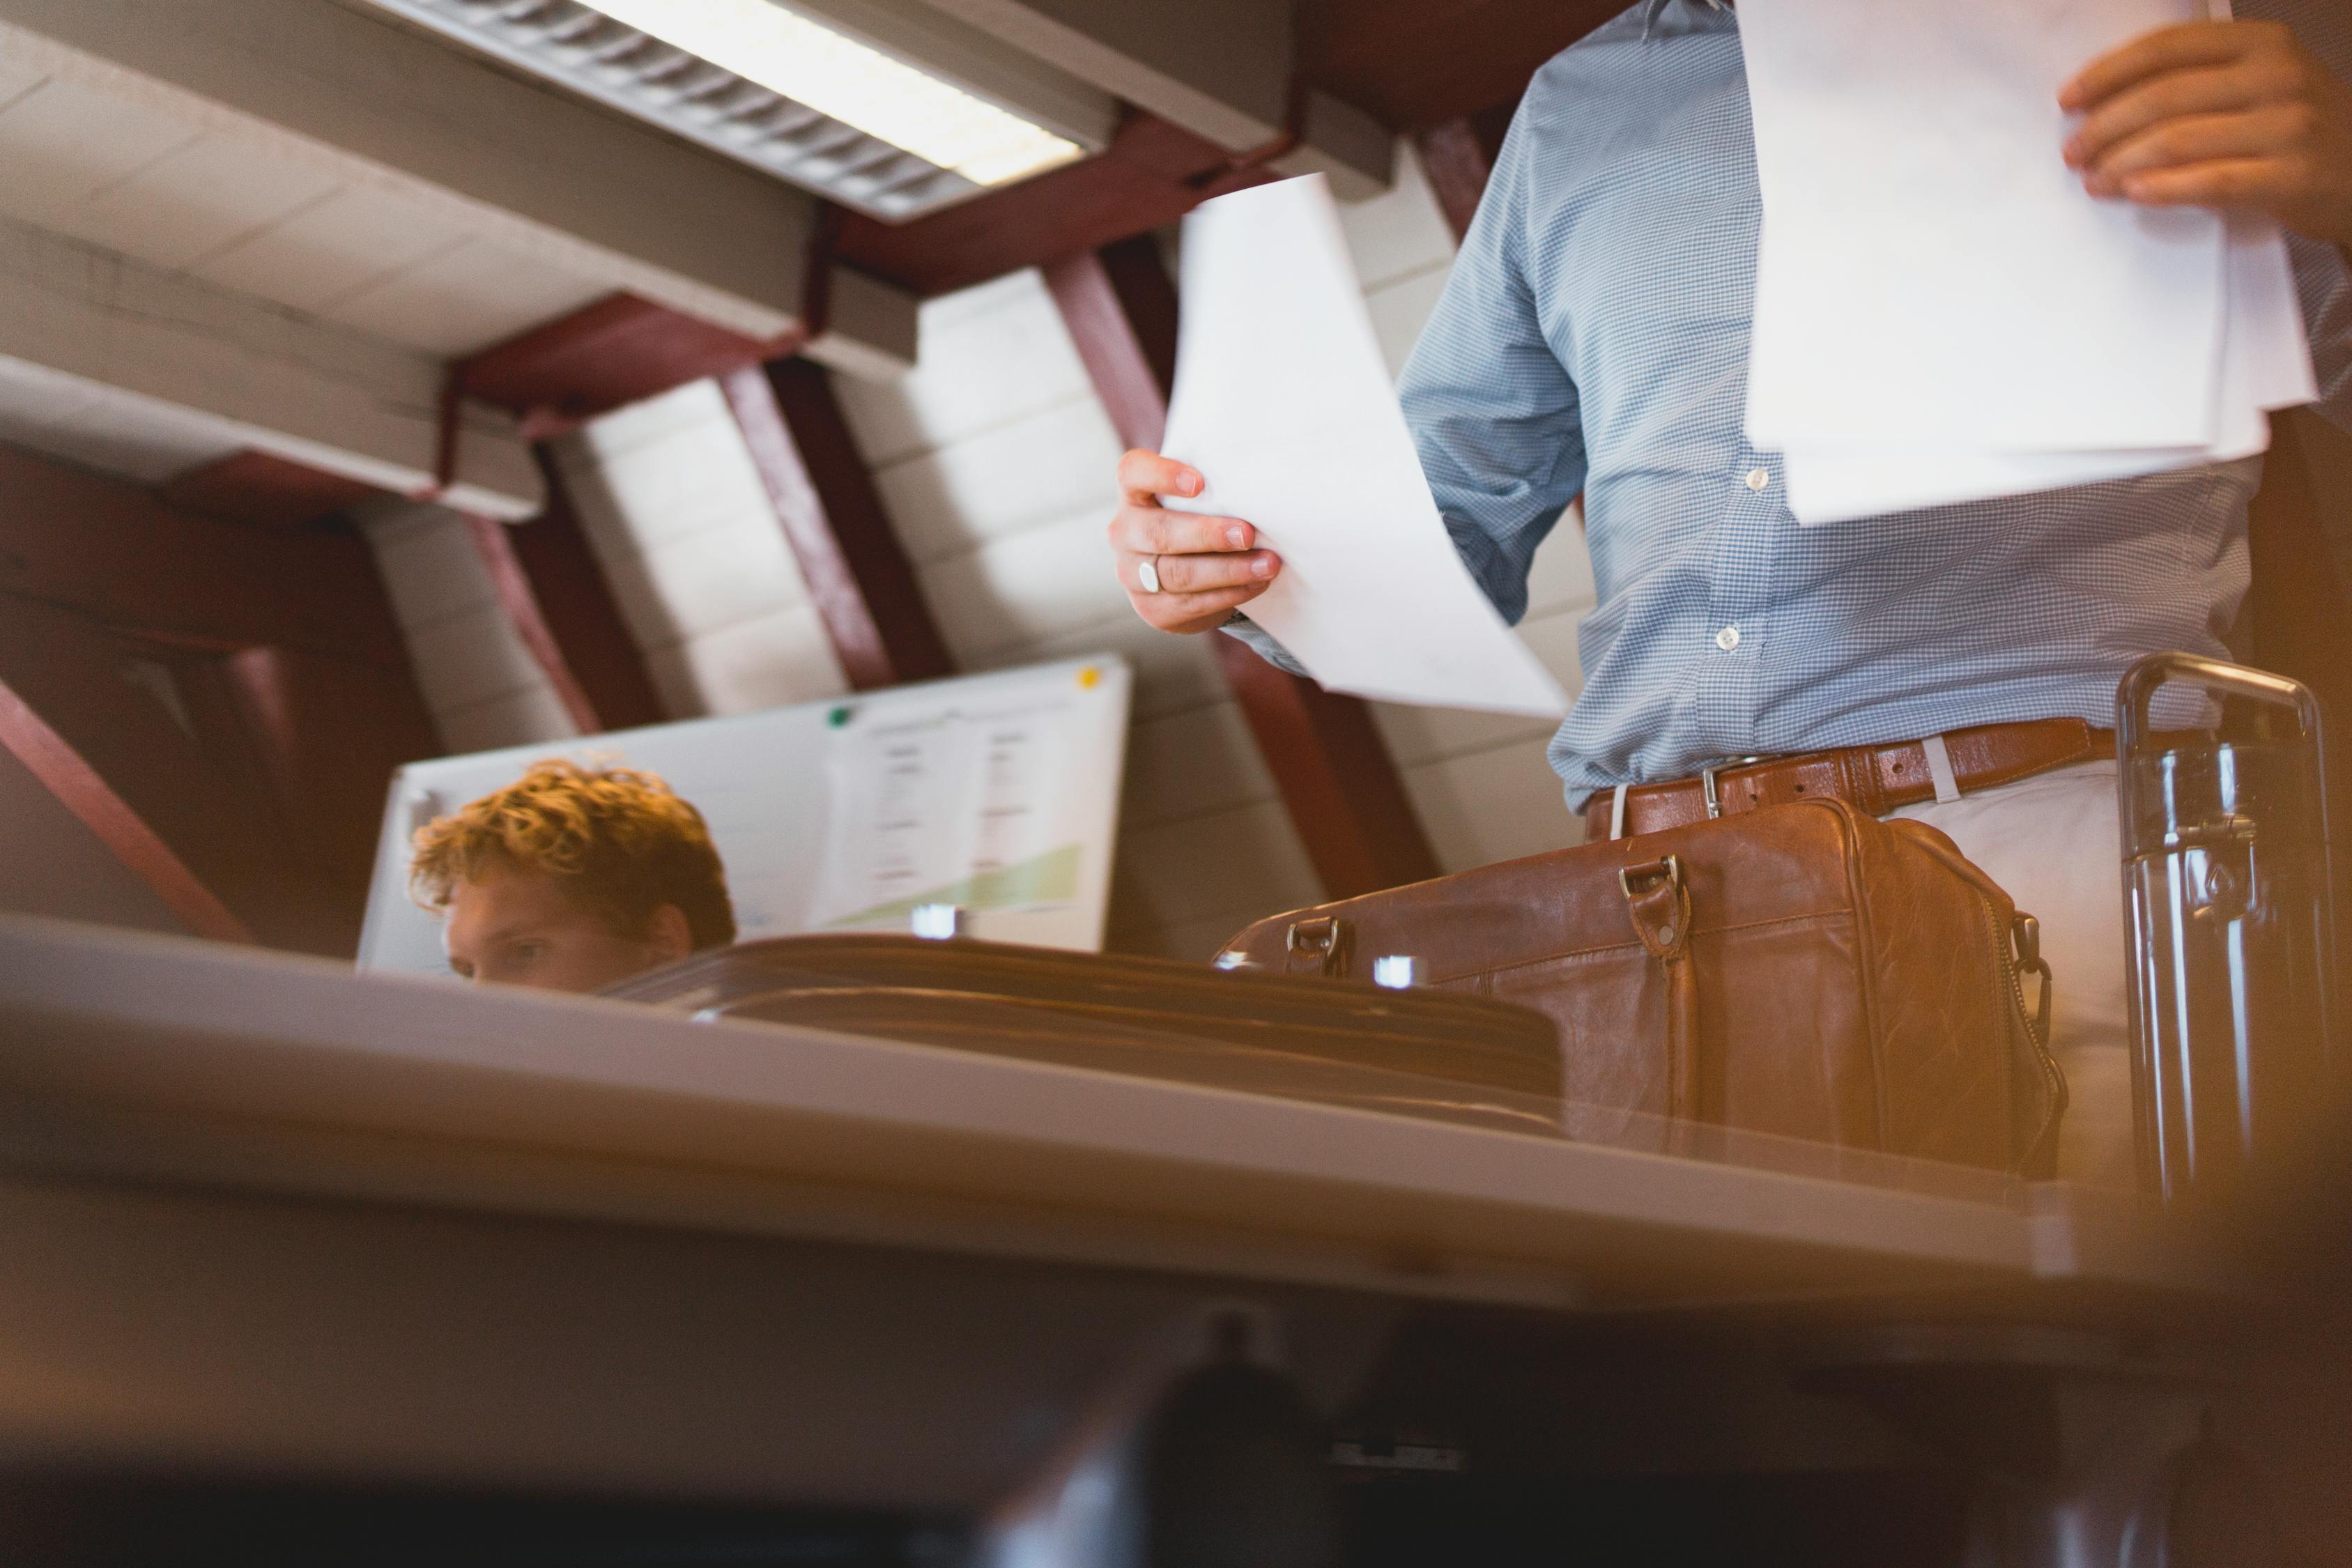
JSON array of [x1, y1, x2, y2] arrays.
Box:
[[578, 0, 1079, 186]]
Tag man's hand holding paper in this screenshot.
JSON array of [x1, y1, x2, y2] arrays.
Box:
[[2065, 16, 2352, 249]]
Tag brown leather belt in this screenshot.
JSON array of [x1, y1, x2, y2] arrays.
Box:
[[1581, 717, 2119, 840]]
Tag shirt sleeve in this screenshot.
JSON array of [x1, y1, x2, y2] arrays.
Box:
[[1393, 107, 1589, 627]]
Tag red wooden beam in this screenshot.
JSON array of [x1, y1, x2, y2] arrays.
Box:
[[454, 293, 787, 436], [461, 512, 606, 736], [0, 444, 410, 667], [1043, 238, 1443, 898], [501, 449, 669, 733], [0, 663, 254, 944], [1296, 0, 1620, 132], [838, 112, 1279, 301], [199, 645, 443, 898], [1413, 120, 1496, 245], [718, 359, 955, 691], [160, 450, 383, 532]]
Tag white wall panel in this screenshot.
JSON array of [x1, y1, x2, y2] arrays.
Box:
[[642, 603, 848, 720], [917, 509, 1125, 666], [558, 385, 798, 561], [1338, 141, 1457, 293], [436, 684, 581, 760], [358, 500, 576, 757], [832, 270, 1097, 468], [1112, 799, 1323, 936], [1119, 699, 1278, 831], [873, 396, 1123, 564], [1404, 737, 1586, 875], [598, 518, 810, 654]]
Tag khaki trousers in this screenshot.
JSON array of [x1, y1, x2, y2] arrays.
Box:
[[1891, 759, 2135, 1187]]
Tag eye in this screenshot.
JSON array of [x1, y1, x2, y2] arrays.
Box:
[[507, 941, 546, 967]]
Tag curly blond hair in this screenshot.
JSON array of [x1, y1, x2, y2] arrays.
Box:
[[409, 759, 735, 950]]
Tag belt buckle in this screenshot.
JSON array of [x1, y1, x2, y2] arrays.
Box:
[[1699, 756, 1769, 820]]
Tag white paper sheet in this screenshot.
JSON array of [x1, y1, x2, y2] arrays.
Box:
[[1160, 176, 1570, 718], [1744, 0, 2319, 524], [1780, 200, 2318, 522], [1740, 0, 2229, 454]]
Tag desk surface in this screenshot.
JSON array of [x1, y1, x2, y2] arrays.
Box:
[[0, 915, 2229, 1512], [0, 914, 2194, 1313]]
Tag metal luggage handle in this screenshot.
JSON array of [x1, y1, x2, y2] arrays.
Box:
[[2117, 652, 2321, 751]]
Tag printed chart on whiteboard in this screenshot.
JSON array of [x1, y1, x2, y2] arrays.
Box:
[[807, 693, 1084, 931]]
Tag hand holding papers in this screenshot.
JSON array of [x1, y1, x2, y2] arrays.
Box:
[[1159, 176, 1569, 718], [1737, 0, 2317, 525]]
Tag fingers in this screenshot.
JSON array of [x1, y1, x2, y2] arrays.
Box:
[[1116, 547, 1280, 597], [2060, 20, 2282, 113], [1108, 503, 1257, 558], [1126, 580, 1274, 636], [2064, 63, 2280, 171], [2080, 105, 2314, 195], [2107, 156, 2303, 210], [1117, 448, 1203, 507]]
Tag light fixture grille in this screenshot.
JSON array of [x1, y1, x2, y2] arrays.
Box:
[[371, 0, 1006, 220]]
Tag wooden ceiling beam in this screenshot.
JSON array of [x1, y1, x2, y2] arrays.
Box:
[[1043, 237, 1443, 900], [838, 112, 1281, 300], [0, 661, 254, 946], [0, 444, 411, 668], [720, 361, 957, 692], [454, 295, 786, 441], [158, 452, 383, 532], [1295, 0, 1620, 132]]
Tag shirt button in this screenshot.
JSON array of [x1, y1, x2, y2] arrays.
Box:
[[1744, 468, 1771, 493], [1714, 624, 1742, 652]]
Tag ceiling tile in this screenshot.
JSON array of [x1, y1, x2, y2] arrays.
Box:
[[320, 237, 610, 357], [0, 77, 199, 232], [0, 55, 46, 107], [73, 134, 342, 274], [188, 184, 467, 314]]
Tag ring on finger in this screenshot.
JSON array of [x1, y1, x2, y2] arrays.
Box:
[[1137, 554, 1163, 595]]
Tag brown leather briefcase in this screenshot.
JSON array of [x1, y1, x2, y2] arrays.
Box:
[[608, 933, 1566, 1135], [1220, 799, 2067, 1176]]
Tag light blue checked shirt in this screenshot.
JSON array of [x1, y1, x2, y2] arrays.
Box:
[[1231, 0, 2352, 808]]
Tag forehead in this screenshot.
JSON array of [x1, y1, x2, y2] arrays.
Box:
[[442, 868, 600, 940]]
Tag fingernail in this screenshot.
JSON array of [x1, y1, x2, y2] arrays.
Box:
[[1180, 471, 1201, 495], [1225, 526, 1247, 548], [1252, 554, 1276, 578]]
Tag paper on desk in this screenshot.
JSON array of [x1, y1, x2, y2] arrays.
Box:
[[1159, 176, 1569, 718], [1782, 216, 2317, 523]]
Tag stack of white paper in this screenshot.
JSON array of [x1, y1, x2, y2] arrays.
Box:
[[1737, 0, 2316, 525], [1160, 176, 1570, 718]]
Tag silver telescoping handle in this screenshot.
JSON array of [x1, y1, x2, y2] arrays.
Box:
[[2116, 652, 2321, 753]]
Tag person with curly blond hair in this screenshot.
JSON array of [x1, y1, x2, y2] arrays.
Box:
[[410, 759, 736, 993]]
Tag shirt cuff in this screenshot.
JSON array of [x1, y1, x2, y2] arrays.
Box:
[[1217, 614, 1311, 677]]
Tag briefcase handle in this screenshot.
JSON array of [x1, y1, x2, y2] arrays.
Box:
[[1621, 855, 1701, 1121]]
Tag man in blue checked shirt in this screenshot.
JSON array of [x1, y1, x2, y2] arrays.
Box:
[[1106, 1, 2352, 1185]]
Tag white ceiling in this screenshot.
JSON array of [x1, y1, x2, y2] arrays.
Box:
[[0, 59, 611, 363], [0, 48, 624, 491]]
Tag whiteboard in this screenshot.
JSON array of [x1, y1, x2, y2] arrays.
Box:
[[357, 656, 1133, 976]]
